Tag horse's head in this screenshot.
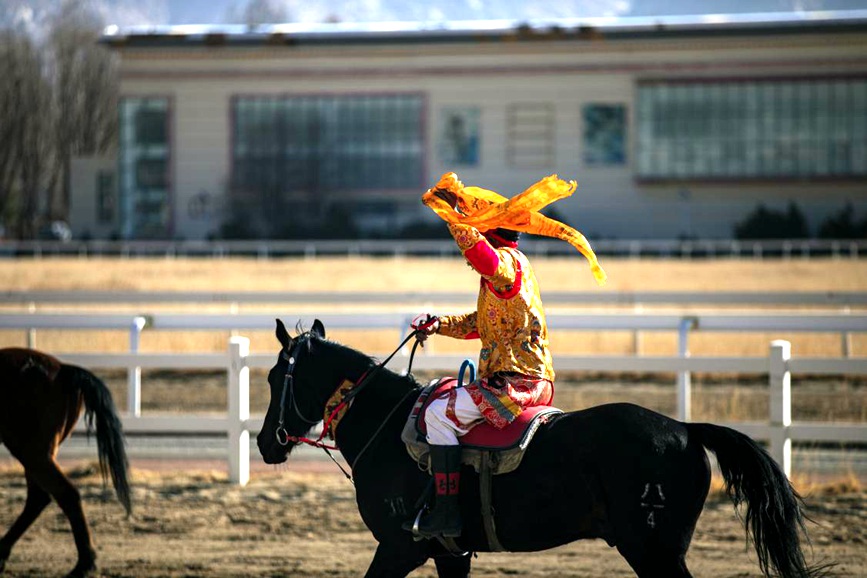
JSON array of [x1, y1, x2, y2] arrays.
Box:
[[257, 318, 330, 465]]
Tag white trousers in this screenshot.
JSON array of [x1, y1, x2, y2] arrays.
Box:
[[424, 387, 485, 446]]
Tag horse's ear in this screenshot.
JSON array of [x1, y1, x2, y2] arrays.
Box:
[[311, 319, 326, 339], [275, 319, 291, 349]]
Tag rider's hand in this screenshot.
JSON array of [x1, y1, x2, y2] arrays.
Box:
[[433, 189, 458, 209], [411, 314, 440, 342]]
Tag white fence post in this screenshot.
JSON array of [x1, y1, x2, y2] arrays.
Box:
[[677, 317, 696, 422], [127, 316, 147, 417], [769, 340, 792, 478], [228, 336, 250, 486]]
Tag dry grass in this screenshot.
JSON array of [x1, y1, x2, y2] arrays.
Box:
[[1, 255, 866, 292]]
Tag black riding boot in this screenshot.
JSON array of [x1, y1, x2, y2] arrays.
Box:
[[415, 444, 463, 538]]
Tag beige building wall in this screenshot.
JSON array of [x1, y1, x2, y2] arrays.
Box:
[[110, 28, 867, 240]]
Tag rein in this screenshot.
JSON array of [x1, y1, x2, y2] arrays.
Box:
[[274, 329, 425, 481]]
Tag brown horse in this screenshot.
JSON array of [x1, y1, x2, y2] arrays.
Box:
[[0, 348, 131, 578]]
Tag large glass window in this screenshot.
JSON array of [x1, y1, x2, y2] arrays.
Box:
[[583, 103, 627, 166], [231, 94, 424, 195], [636, 78, 867, 180], [118, 97, 170, 238]]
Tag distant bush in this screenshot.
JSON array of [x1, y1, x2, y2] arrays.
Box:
[[733, 203, 809, 239], [818, 203, 867, 239]]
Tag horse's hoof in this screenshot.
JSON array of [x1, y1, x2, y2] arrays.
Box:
[[0, 557, 6, 573]]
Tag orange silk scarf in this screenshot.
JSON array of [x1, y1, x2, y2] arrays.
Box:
[[422, 173, 607, 286]]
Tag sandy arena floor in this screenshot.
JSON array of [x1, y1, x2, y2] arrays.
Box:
[[0, 460, 864, 578]]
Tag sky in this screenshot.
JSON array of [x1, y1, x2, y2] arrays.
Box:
[[2, 0, 866, 29]]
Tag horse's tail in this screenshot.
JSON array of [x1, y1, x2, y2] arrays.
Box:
[[687, 422, 827, 578], [61, 364, 132, 516]]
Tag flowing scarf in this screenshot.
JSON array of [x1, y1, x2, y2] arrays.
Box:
[[422, 172, 607, 286]]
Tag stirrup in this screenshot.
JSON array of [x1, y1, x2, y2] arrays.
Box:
[[407, 507, 426, 542]]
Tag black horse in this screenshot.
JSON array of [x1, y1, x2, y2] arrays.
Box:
[[257, 320, 822, 578]]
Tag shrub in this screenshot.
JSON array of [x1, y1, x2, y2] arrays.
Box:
[[818, 203, 867, 239], [733, 202, 809, 239]]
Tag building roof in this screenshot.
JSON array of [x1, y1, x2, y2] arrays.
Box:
[[102, 9, 867, 47]]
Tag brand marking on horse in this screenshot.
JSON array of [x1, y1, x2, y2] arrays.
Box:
[[640, 483, 666, 529], [385, 497, 408, 517]]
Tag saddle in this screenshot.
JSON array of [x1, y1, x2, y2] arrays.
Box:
[[401, 376, 562, 553], [401, 377, 563, 475]]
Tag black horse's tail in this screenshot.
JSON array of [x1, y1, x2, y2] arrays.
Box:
[[61, 364, 132, 516], [688, 422, 825, 578]]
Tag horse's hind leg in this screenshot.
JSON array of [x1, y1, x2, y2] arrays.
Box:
[[0, 473, 52, 573], [616, 541, 693, 578], [27, 458, 97, 578]]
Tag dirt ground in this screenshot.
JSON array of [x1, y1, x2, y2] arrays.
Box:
[[0, 461, 864, 578]]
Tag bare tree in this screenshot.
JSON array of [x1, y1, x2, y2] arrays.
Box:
[[0, 2, 117, 238], [46, 1, 118, 218], [0, 30, 52, 238]]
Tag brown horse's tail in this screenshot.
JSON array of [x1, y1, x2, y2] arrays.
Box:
[[60, 364, 132, 516]]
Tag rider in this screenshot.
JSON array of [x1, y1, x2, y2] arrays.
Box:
[[409, 173, 555, 539]]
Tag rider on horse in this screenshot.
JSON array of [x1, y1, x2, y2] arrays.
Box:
[[409, 172, 606, 539]]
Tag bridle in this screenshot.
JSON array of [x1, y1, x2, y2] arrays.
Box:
[[274, 333, 319, 447], [270, 328, 426, 479]]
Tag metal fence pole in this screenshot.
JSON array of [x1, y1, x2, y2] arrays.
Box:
[[127, 316, 147, 417], [769, 340, 792, 478], [228, 336, 250, 486]]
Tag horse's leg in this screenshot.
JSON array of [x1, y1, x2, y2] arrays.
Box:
[[27, 458, 97, 578], [0, 472, 52, 573], [433, 553, 472, 577], [616, 540, 693, 578], [363, 540, 429, 578]]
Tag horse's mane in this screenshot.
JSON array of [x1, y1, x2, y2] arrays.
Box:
[[311, 333, 421, 391]]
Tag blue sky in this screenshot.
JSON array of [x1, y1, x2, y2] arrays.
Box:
[[4, 0, 867, 28]]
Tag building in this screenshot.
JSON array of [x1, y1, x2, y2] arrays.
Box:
[[75, 10, 867, 241]]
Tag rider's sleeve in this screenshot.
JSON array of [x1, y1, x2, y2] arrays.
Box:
[[437, 311, 480, 340], [448, 223, 518, 290]]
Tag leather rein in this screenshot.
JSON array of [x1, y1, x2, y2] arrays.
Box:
[[272, 329, 425, 481]]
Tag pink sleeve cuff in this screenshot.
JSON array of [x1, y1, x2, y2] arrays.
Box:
[[463, 239, 500, 277]]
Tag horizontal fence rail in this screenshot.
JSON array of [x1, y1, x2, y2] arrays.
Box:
[[3, 310, 866, 422], [3, 290, 867, 308], [0, 238, 864, 259], [1, 311, 866, 485]]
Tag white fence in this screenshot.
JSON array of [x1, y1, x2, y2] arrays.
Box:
[[1, 311, 866, 486], [51, 338, 867, 486], [3, 289, 867, 307], [3, 310, 866, 419], [1, 238, 864, 259]]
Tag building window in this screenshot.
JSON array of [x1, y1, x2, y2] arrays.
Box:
[[119, 97, 170, 238], [583, 103, 627, 166], [507, 103, 555, 167], [439, 106, 480, 166], [135, 158, 168, 189], [96, 171, 115, 223], [636, 78, 867, 180], [231, 94, 424, 195]]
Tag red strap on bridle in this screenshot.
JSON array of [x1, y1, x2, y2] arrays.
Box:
[[283, 369, 371, 451]]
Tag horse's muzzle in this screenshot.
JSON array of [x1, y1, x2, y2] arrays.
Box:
[[257, 432, 289, 465]]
